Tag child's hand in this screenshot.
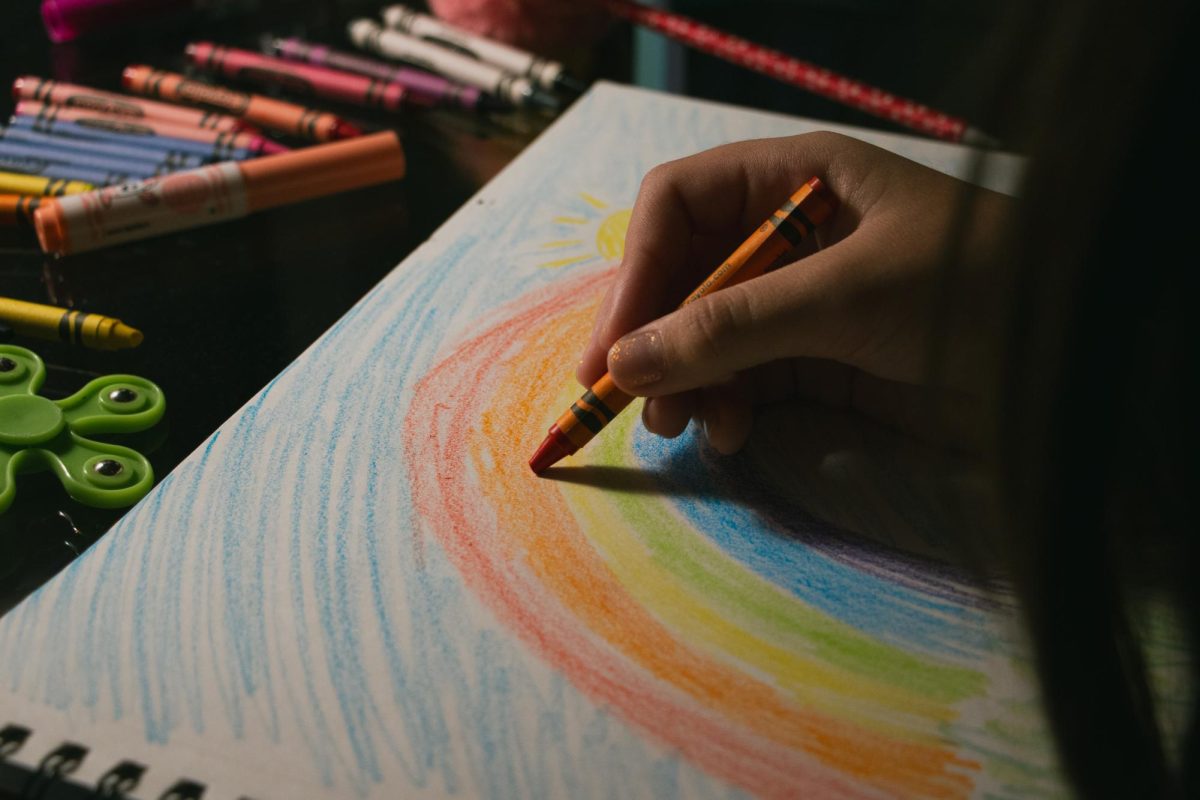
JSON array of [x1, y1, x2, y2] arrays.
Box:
[[577, 132, 1013, 453]]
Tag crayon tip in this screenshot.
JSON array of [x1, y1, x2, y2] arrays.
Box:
[[256, 137, 292, 155], [554, 73, 588, 95], [529, 427, 574, 475], [120, 65, 142, 90], [476, 94, 511, 113], [231, 119, 263, 135], [528, 89, 561, 112], [330, 120, 364, 140], [110, 322, 143, 349]]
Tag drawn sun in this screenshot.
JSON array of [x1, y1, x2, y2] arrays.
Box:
[[538, 193, 632, 268]]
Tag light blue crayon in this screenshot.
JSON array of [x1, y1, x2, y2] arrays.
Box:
[[2, 126, 204, 171], [8, 113, 256, 162], [0, 152, 136, 186], [0, 137, 159, 181]]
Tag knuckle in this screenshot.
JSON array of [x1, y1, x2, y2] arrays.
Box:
[[637, 162, 682, 203], [682, 292, 751, 364], [797, 130, 852, 151]]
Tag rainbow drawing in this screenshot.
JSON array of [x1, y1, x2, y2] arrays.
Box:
[[406, 265, 1062, 799]]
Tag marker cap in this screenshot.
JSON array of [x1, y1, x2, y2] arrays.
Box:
[[240, 130, 405, 211]]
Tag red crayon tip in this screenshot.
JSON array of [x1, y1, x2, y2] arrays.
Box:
[[331, 120, 364, 140], [529, 426, 575, 475], [257, 137, 291, 155], [120, 65, 145, 89]]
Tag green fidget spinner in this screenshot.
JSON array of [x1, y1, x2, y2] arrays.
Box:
[[0, 345, 165, 514]]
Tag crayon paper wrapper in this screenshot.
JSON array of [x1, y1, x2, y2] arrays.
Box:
[[56, 162, 247, 255]]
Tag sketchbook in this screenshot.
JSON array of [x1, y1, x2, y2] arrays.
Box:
[[0, 83, 1076, 799]]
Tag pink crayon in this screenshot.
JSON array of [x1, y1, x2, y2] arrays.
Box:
[[12, 75, 258, 133], [15, 100, 288, 157], [187, 42, 414, 113], [269, 37, 504, 112]]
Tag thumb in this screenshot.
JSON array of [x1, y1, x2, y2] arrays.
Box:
[[606, 245, 862, 396]]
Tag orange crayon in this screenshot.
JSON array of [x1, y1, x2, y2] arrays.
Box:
[[529, 177, 837, 474], [0, 193, 40, 228], [34, 131, 405, 256], [122, 65, 362, 143]]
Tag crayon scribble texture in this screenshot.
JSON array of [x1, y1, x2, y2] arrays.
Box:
[[0, 85, 1060, 798]]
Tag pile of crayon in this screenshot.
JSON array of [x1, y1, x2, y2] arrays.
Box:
[[1, 75, 296, 198], [1, 68, 409, 256], [2, 3, 585, 256], [174, 4, 584, 115]]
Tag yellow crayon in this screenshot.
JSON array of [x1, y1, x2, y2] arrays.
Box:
[[0, 296, 143, 350], [0, 171, 94, 197]]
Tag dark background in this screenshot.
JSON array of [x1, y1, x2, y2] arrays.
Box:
[[0, 0, 998, 615]]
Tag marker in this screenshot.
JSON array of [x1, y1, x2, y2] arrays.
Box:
[[0, 136, 160, 181], [269, 37, 502, 112], [529, 178, 837, 474], [12, 76, 259, 134], [34, 131, 406, 256], [0, 296, 143, 349], [381, 4, 586, 94], [0, 153, 137, 187], [2, 126, 204, 172], [347, 19, 559, 110], [186, 42, 415, 115], [14, 100, 287, 159], [0, 194, 41, 228], [0, 170, 93, 196], [122, 65, 363, 142]]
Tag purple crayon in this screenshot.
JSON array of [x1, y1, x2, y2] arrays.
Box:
[[268, 37, 505, 112]]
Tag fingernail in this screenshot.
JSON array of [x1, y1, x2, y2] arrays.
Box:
[[609, 328, 665, 387]]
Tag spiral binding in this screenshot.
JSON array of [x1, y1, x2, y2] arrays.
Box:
[[0, 724, 209, 800]]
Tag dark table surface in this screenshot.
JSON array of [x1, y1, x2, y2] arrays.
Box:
[[0, 0, 990, 616], [0, 0, 607, 614]]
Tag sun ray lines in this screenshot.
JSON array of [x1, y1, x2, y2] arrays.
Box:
[[538, 193, 632, 269], [580, 193, 609, 210], [538, 254, 600, 270]]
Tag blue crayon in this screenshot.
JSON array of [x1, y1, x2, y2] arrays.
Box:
[[0, 153, 137, 186], [8, 112, 258, 162], [0, 136, 160, 180], [2, 126, 204, 171]]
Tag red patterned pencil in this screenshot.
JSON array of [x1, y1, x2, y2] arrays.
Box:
[[599, 0, 994, 145]]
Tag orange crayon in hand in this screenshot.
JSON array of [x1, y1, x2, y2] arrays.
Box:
[[529, 177, 837, 474]]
